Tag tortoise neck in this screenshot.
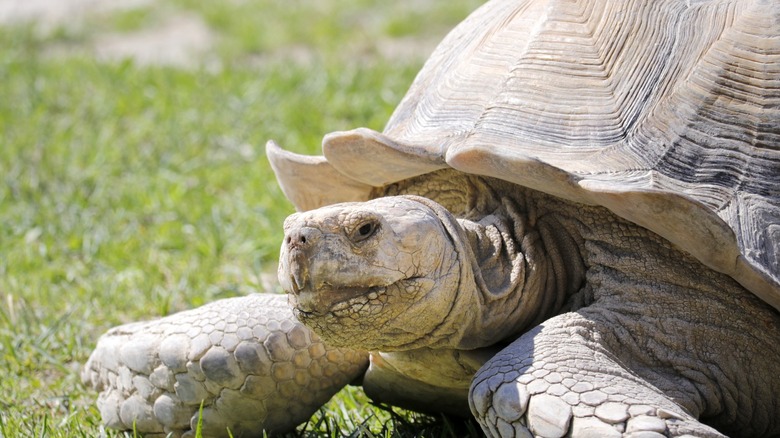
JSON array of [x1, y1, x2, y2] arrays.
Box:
[[383, 172, 589, 349], [451, 193, 588, 348]]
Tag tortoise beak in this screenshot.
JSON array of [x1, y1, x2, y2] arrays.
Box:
[[279, 227, 320, 291], [286, 251, 308, 293]]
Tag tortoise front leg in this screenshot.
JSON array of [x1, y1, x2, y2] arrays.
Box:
[[82, 293, 368, 438], [469, 312, 725, 438]]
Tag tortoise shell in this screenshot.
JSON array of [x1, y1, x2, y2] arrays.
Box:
[[268, 0, 780, 310]]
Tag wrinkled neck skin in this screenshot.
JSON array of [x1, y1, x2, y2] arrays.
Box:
[[388, 176, 588, 351], [362, 174, 589, 408], [454, 207, 586, 348]]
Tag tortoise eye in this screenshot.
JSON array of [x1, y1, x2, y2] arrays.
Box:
[[353, 221, 378, 242]]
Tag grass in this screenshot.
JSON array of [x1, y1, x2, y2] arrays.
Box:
[[0, 0, 484, 436]]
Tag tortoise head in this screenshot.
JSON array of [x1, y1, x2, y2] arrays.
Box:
[[278, 196, 463, 351]]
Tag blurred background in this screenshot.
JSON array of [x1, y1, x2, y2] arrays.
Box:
[[0, 0, 484, 436]]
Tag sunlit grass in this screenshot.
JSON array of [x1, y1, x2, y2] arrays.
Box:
[[171, 0, 484, 64], [0, 0, 484, 436]]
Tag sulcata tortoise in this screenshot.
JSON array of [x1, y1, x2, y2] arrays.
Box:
[[83, 0, 780, 436]]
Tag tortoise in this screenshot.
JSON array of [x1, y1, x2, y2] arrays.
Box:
[[82, 0, 780, 436]]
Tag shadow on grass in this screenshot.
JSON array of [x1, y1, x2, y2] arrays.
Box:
[[290, 403, 483, 438]]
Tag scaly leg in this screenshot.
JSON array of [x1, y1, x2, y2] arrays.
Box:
[[469, 312, 725, 438], [82, 293, 368, 437]]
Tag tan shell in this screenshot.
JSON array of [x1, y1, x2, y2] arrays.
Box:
[[268, 0, 780, 310]]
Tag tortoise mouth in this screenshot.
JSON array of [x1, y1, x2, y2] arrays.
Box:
[[290, 284, 388, 320]]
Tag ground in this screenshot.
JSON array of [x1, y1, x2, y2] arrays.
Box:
[[0, 0, 484, 436]]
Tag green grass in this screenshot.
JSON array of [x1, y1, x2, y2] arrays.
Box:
[[171, 0, 485, 65], [0, 0, 484, 436]]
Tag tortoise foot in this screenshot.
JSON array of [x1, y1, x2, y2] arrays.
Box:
[[82, 293, 368, 437], [470, 313, 727, 438]]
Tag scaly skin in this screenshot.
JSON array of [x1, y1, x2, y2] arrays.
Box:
[[82, 294, 367, 437], [277, 172, 780, 437], [85, 173, 780, 437], [469, 203, 780, 438]]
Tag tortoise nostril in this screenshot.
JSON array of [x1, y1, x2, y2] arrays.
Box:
[[285, 227, 319, 249]]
